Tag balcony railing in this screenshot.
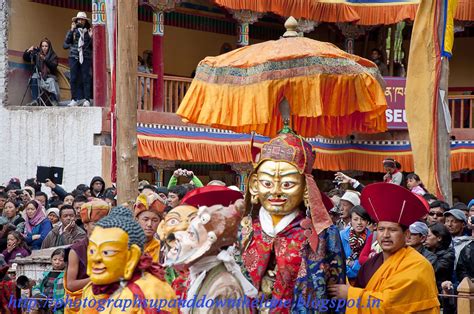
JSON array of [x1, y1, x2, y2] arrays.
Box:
[[164, 75, 193, 113], [136, 73, 192, 112], [448, 95, 474, 129], [137, 72, 156, 111]]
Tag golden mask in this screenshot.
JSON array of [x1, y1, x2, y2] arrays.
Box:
[[87, 227, 141, 285], [157, 205, 198, 245], [249, 160, 305, 216]]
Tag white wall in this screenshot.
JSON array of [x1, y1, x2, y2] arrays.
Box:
[[0, 107, 103, 192], [0, 0, 9, 107]]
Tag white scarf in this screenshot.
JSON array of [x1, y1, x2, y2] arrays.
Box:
[[77, 28, 86, 64], [183, 247, 258, 313], [259, 207, 298, 237]]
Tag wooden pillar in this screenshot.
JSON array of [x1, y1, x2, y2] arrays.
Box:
[[116, 0, 138, 205], [436, 1, 453, 203], [148, 159, 176, 187], [457, 277, 474, 314], [337, 23, 366, 55], [388, 24, 396, 76], [152, 10, 164, 111], [231, 163, 253, 192], [236, 22, 250, 46], [92, 0, 107, 107], [231, 10, 261, 47]]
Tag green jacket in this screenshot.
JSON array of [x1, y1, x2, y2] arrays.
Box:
[[32, 270, 65, 313], [167, 175, 204, 189]]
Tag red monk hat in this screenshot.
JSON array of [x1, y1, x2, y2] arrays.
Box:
[[181, 186, 243, 208], [361, 183, 429, 227], [321, 193, 334, 212]]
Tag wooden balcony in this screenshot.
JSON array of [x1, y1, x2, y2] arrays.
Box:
[[136, 72, 192, 112], [164, 75, 193, 113], [448, 95, 474, 140], [448, 95, 474, 129]]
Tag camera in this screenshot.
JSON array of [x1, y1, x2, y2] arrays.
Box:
[[470, 216, 474, 224], [15, 189, 24, 196]]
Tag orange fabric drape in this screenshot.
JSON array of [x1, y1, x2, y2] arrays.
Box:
[[137, 135, 474, 173], [352, 4, 418, 25], [138, 135, 252, 164], [214, 0, 360, 23], [216, 0, 473, 25], [177, 36, 387, 138], [455, 0, 474, 21]]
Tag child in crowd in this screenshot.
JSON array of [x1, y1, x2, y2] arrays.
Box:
[[2, 231, 31, 265], [406, 173, 428, 196], [32, 248, 66, 314], [382, 158, 403, 185]]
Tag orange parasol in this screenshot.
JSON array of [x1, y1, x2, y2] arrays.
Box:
[[177, 17, 387, 138]]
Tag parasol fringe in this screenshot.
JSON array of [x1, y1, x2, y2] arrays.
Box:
[[177, 73, 387, 138]]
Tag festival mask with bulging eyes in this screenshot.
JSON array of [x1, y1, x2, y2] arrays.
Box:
[[164, 200, 244, 266], [157, 205, 198, 246]]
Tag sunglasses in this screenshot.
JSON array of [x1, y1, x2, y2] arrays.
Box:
[[428, 211, 444, 217]]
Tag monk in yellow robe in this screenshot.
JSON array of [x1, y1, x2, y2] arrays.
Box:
[[329, 183, 440, 314], [64, 200, 111, 314], [80, 206, 177, 314], [134, 192, 167, 262]]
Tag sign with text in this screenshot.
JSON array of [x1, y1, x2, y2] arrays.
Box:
[[384, 77, 407, 130]]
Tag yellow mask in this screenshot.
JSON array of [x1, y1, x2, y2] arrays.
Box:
[[249, 160, 305, 216], [157, 205, 198, 244], [87, 227, 141, 285]]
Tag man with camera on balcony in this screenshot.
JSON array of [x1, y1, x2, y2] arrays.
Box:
[[63, 11, 93, 107]]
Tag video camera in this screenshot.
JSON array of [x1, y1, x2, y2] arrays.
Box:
[[30, 47, 41, 55]]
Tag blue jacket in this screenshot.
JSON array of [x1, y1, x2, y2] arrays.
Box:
[[340, 226, 371, 279], [26, 219, 52, 250]]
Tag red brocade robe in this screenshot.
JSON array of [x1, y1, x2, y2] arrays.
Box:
[[242, 213, 306, 305]]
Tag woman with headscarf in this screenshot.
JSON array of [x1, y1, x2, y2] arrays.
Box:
[[23, 200, 52, 250], [23, 37, 60, 104]]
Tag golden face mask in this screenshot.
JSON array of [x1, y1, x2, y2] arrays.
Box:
[[157, 205, 198, 244], [87, 227, 141, 285], [250, 160, 305, 216]]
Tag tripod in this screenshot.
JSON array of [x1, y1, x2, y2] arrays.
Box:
[[20, 61, 56, 106]]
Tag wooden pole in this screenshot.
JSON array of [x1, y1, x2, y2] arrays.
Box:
[[152, 10, 164, 111], [436, 0, 452, 204], [116, 0, 138, 205], [92, 0, 107, 107], [363, 31, 370, 58], [388, 24, 396, 76]]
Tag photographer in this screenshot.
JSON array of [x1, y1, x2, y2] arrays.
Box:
[[167, 168, 204, 189], [63, 11, 93, 107], [23, 37, 60, 105]]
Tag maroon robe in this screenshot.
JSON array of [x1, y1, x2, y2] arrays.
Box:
[[354, 252, 384, 288]]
